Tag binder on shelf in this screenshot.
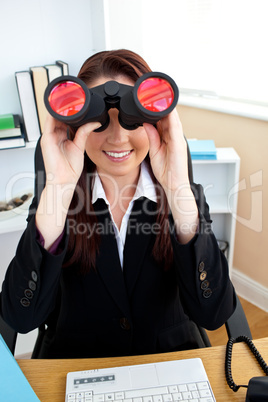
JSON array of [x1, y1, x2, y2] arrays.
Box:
[[30, 66, 49, 134], [0, 334, 40, 401], [188, 139, 217, 160], [15, 71, 41, 142]]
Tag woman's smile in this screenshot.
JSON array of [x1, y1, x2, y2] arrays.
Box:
[[103, 149, 134, 162]]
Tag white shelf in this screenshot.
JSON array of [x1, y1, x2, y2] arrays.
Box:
[[192, 147, 240, 275], [0, 143, 36, 235], [0, 213, 28, 234], [205, 195, 231, 214]]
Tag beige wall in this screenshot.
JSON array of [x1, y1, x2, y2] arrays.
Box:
[[177, 105, 268, 288]]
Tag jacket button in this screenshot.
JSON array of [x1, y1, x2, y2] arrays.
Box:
[[31, 271, 38, 282], [203, 288, 212, 298], [20, 297, 30, 307], [201, 280, 210, 290], [24, 289, 34, 299], [28, 280, 36, 291], [198, 261, 205, 272], [200, 271, 207, 281], [120, 317, 131, 330]]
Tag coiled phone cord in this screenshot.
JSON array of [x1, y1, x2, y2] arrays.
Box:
[[225, 335, 268, 392]]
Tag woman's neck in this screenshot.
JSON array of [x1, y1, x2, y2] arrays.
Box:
[[97, 166, 141, 208]]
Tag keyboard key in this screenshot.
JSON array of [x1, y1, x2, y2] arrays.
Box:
[[143, 397, 153, 402], [133, 398, 142, 402], [105, 393, 115, 401], [171, 393, 183, 401], [168, 386, 178, 393], [191, 391, 200, 398], [199, 398, 214, 402], [153, 396, 162, 402], [162, 394, 172, 402], [115, 392, 125, 400], [199, 389, 212, 398], [178, 385, 187, 393], [187, 384, 197, 391], [125, 387, 168, 399], [182, 391, 192, 400], [197, 382, 209, 390], [94, 395, 105, 402]]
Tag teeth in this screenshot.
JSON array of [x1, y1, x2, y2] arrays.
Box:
[[105, 151, 131, 158]]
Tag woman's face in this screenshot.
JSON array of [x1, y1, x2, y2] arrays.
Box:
[[85, 75, 149, 182]]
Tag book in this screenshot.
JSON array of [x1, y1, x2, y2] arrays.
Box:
[[0, 136, 25, 150], [30, 66, 49, 133], [0, 115, 26, 149], [15, 71, 41, 142], [56, 59, 69, 75], [0, 115, 21, 139], [0, 334, 40, 401], [188, 139, 217, 160], [0, 114, 16, 130], [45, 63, 62, 82]]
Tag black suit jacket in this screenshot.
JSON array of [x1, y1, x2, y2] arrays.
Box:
[[0, 141, 235, 358]]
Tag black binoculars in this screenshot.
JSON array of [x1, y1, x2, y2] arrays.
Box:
[[44, 72, 179, 132]]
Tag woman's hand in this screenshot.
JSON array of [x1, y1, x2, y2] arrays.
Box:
[[144, 109, 199, 244], [40, 114, 101, 186], [35, 115, 101, 249], [144, 109, 189, 193]]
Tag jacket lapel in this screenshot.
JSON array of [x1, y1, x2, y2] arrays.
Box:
[[123, 198, 157, 298], [94, 199, 131, 318]]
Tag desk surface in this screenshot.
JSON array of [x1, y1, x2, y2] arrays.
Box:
[[17, 337, 268, 402]]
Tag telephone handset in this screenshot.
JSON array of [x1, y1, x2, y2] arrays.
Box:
[[225, 335, 268, 401]]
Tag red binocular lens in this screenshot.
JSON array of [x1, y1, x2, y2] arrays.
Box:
[[137, 77, 175, 113], [44, 72, 179, 131], [48, 81, 86, 117]]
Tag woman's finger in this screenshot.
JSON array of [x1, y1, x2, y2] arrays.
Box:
[[143, 123, 162, 158], [73, 121, 102, 152], [42, 114, 69, 145]]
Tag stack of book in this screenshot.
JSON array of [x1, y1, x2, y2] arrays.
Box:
[[0, 114, 25, 150], [15, 60, 69, 142]]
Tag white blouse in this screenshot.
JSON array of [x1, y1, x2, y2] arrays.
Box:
[[92, 162, 157, 268]]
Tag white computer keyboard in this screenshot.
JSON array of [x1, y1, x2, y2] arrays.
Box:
[[66, 382, 214, 402]]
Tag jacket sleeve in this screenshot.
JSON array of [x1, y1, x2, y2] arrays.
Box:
[[0, 139, 69, 333], [170, 183, 236, 330]]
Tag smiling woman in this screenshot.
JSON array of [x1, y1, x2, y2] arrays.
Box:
[[0, 49, 235, 359]]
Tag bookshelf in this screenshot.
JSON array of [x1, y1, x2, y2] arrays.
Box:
[[192, 147, 240, 276]]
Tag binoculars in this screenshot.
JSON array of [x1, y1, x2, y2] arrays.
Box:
[[44, 72, 179, 132]]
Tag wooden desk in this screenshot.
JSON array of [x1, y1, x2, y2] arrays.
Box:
[[17, 337, 268, 402]]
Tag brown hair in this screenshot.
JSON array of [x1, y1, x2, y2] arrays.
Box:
[[64, 49, 173, 273]]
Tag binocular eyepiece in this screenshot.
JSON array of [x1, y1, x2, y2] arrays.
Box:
[[44, 72, 179, 132]]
